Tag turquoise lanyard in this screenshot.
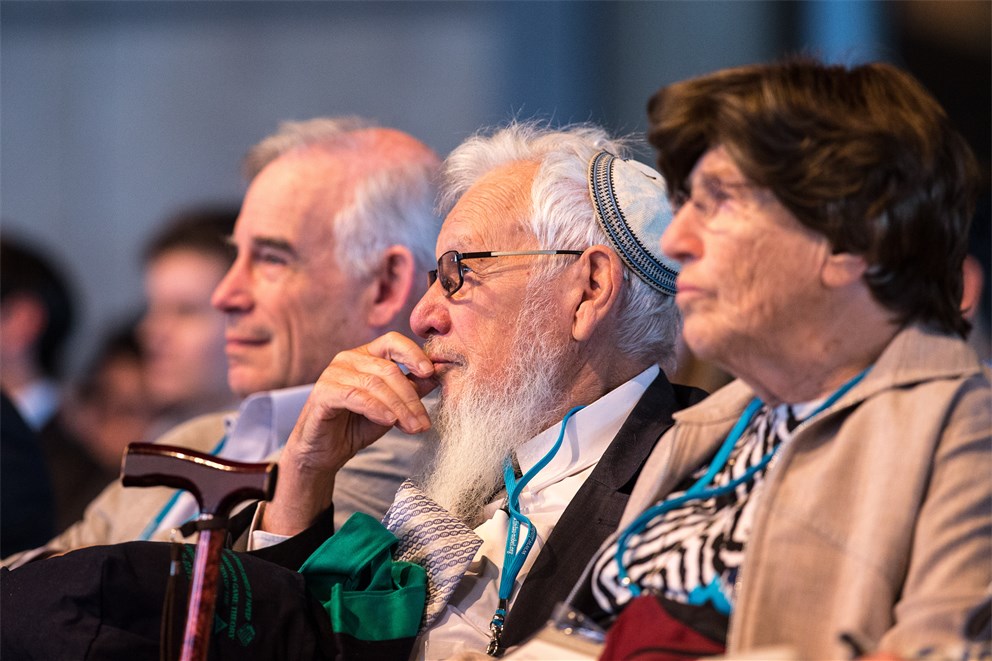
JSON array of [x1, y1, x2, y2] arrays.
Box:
[[137, 435, 228, 541], [614, 368, 869, 596], [487, 405, 585, 656]]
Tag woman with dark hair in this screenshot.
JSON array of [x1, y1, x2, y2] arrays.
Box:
[[571, 58, 990, 660]]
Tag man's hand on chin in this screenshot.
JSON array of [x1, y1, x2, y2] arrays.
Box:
[[261, 331, 438, 536]]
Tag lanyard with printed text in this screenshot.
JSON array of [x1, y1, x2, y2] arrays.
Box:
[[487, 405, 585, 656]]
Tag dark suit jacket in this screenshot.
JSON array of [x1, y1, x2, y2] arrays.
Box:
[[0, 392, 56, 556], [499, 372, 706, 647]]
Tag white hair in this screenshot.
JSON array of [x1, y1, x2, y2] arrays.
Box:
[[440, 121, 681, 373], [245, 116, 441, 279]]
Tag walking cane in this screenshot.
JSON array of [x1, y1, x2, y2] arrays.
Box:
[[121, 443, 277, 661]]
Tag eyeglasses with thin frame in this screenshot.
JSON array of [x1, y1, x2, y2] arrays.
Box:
[[427, 249, 584, 297], [672, 176, 761, 225]]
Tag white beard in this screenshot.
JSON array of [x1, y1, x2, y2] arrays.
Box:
[[418, 288, 570, 527]]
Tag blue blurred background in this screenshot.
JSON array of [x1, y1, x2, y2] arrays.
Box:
[[2, 0, 989, 372]]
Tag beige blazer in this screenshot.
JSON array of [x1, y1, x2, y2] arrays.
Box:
[[619, 325, 991, 659]]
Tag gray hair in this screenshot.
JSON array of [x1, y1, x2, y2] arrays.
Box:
[[441, 122, 681, 373], [245, 117, 440, 279]]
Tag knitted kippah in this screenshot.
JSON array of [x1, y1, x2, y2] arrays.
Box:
[[588, 150, 679, 296]]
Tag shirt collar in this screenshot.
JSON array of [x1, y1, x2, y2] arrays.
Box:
[[515, 364, 659, 494], [12, 378, 61, 430], [222, 384, 313, 461]]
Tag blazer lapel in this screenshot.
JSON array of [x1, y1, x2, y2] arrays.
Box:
[[499, 373, 706, 647]]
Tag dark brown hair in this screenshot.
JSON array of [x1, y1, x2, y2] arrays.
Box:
[[0, 237, 75, 376], [143, 205, 238, 267], [648, 57, 980, 337]]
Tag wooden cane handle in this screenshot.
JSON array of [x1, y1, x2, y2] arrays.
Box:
[[121, 442, 276, 517]]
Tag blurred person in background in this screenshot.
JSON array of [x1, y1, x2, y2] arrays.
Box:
[[40, 320, 154, 531], [3, 117, 441, 567], [60, 319, 156, 476], [138, 206, 239, 437], [0, 236, 77, 535], [0, 236, 76, 432], [6, 209, 238, 532]]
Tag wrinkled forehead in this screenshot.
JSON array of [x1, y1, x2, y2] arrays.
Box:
[[437, 160, 540, 252], [686, 145, 749, 186]]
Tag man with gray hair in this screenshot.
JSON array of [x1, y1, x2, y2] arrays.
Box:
[[1, 122, 703, 661], [251, 122, 705, 658], [4, 117, 441, 566]]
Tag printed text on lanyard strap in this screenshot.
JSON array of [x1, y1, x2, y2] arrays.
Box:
[[487, 405, 585, 656]]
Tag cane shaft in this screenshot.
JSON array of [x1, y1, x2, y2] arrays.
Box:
[[180, 526, 226, 661]]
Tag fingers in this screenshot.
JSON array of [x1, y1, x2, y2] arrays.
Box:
[[363, 332, 436, 378], [317, 332, 436, 434], [264, 333, 439, 536], [316, 363, 429, 434], [282, 331, 436, 486]]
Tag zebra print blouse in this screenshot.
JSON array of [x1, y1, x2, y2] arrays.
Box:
[[590, 397, 825, 621]]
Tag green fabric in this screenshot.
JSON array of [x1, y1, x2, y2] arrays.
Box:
[[298, 512, 427, 642]]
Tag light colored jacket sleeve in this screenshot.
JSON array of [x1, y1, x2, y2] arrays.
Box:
[[880, 374, 992, 657], [2, 413, 227, 568]]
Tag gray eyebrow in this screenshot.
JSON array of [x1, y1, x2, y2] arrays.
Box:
[[251, 236, 299, 259]]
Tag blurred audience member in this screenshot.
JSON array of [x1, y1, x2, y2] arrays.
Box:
[[138, 207, 239, 436], [0, 236, 76, 431], [61, 320, 156, 470], [0, 392, 56, 556], [0, 236, 81, 532]]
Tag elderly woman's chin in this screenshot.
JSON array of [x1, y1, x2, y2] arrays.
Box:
[[680, 312, 740, 369]]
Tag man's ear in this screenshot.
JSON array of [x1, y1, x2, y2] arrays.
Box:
[[366, 246, 416, 328], [572, 245, 623, 342], [821, 250, 868, 289]]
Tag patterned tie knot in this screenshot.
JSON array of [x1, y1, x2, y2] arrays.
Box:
[[382, 479, 483, 632]]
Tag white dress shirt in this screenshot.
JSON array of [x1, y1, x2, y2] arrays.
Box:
[[417, 365, 659, 660], [10, 377, 61, 430]]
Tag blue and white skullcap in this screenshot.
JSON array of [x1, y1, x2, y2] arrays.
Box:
[[588, 151, 680, 296]]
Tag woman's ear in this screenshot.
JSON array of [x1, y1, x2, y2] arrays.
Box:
[[572, 245, 624, 342], [821, 250, 868, 290]]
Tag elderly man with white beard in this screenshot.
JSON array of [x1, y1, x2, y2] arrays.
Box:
[[249, 122, 707, 659], [0, 123, 705, 661]]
